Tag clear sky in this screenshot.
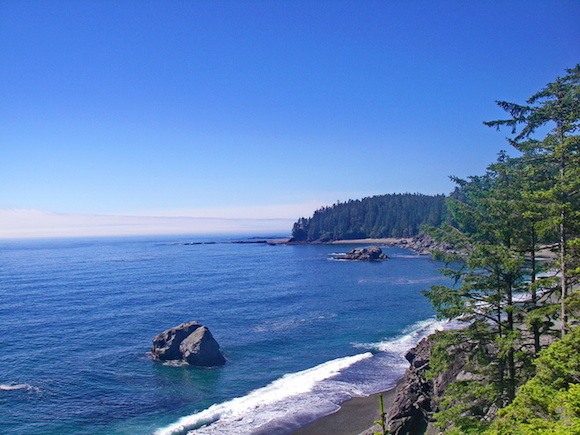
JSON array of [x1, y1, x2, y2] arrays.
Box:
[[1, 1, 579, 238]]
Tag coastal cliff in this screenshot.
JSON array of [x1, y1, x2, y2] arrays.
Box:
[[384, 333, 477, 434], [383, 234, 455, 256], [358, 331, 479, 435]]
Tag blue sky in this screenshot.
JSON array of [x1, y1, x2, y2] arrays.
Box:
[[1, 1, 578, 237]]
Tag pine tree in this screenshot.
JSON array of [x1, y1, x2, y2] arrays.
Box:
[[484, 65, 580, 336], [424, 158, 530, 405]]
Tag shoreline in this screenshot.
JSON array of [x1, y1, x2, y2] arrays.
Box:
[[286, 235, 446, 255], [286, 237, 410, 245], [292, 381, 402, 435], [327, 237, 409, 245]]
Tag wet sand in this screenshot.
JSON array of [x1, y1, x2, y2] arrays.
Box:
[[292, 384, 399, 435]]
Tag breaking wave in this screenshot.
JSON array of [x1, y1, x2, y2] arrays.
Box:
[[353, 317, 464, 353], [0, 383, 39, 392], [155, 353, 372, 435]]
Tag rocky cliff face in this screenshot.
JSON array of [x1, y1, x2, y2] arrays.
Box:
[[386, 333, 476, 434], [385, 338, 434, 434]]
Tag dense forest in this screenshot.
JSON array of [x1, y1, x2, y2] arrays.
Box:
[[290, 193, 446, 241], [418, 65, 579, 433]]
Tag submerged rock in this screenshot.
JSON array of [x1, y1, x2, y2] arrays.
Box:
[[333, 246, 388, 261], [151, 321, 226, 367]]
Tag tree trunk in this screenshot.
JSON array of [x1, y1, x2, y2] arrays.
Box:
[[559, 126, 568, 337], [560, 217, 568, 337], [530, 227, 541, 354], [506, 281, 516, 402]]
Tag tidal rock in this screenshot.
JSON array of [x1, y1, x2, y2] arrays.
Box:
[[179, 326, 226, 366], [151, 321, 226, 367], [333, 246, 388, 261]]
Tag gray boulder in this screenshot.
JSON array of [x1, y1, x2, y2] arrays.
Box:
[[333, 246, 388, 261], [179, 326, 226, 366], [151, 321, 226, 367]]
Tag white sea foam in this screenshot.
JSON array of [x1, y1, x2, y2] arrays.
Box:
[[161, 360, 190, 368], [0, 383, 39, 392], [353, 317, 464, 353], [512, 288, 550, 303], [156, 319, 467, 435], [155, 352, 372, 435]]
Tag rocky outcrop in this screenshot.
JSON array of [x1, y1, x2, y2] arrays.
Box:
[[151, 321, 226, 367], [386, 333, 476, 434], [333, 246, 388, 261], [385, 338, 434, 434], [389, 234, 456, 255]]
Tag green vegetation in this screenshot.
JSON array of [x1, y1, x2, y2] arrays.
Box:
[[484, 65, 580, 337], [488, 327, 580, 434], [373, 393, 388, 435], [291, 193, 446, 242], [422, 65, 579, 432]]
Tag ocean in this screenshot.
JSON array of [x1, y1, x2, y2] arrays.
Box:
[[0, 235, 454, 434]]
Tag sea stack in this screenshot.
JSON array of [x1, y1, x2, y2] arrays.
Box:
[[333, 246, 388, 261], [151, 321, 226, 367]]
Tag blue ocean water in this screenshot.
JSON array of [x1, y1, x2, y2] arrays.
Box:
[[0, 235, 454, 434]]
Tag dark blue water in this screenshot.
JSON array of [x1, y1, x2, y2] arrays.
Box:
[[0, 236, 453, 434]]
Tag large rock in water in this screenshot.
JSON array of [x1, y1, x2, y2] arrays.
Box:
[[151, 321, 226, 367], [333, 246, 388, 261]]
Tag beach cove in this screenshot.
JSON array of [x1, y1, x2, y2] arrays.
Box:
[[1, 235, 453, 434]]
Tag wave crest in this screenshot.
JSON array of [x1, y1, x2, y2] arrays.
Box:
[[0, 383, 39, 392], [352, 317, 464, 353], [155, 352, 372, 435]]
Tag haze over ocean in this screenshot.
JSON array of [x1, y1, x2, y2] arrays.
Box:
[[1, 236, 457, 434]]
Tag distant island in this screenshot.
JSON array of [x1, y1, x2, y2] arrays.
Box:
[[290, 193, 446, 242]]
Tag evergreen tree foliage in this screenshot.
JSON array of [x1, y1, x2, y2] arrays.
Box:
[[487, 327, 580, 434], [291, 193, 446, 241], [427, 328, 504, 434], [422, 66, 579, 432], [424, 155, 532, 409], [484, 64, 580, 336]]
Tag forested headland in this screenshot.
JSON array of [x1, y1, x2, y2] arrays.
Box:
[[290, 193, 446, 242]]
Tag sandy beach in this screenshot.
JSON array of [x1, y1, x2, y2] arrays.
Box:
[[328, 238, 409, 245], [292, 383, 400, 435]]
